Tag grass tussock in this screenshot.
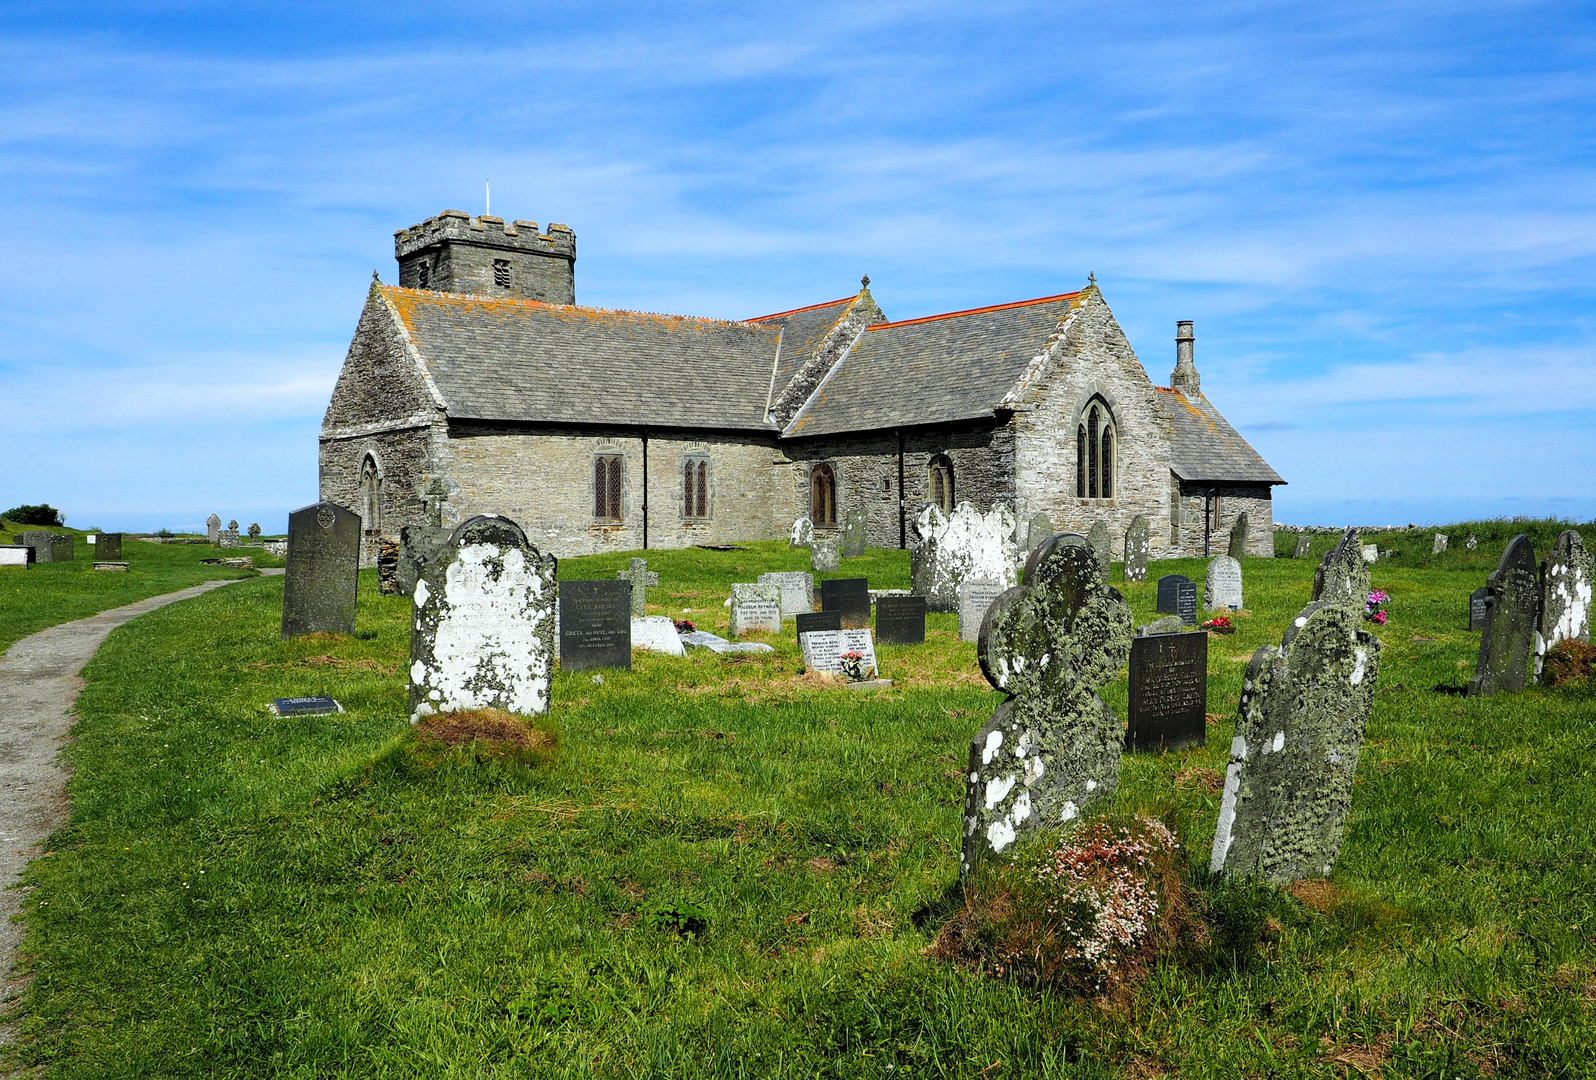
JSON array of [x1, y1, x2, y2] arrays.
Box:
[[1543, 639, 1596, 688], [409, 707, 559, 768]]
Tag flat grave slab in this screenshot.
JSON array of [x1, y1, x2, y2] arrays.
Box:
[[270, 696, 344, 717], [93, 562, 130, 572], [682, 630, 776, 654], [1126, 631, 1208, 752], [0, 545, 33, 568], [631, 616, 686, 657]]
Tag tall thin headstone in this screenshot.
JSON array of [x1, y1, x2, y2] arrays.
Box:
[[1226, 511, 1249, 560], [962, 534, 1132, 876], [1087, 520, 1112, 578], [1122, 515, 1150, 583], [616, 558, 658, 616], [1467, 534, 1538, 697], [1204, 555, 1243, 611], [1539, 531, 1594, 665], [206, 514, 221, 544], [1312, 528, 1370, 613], [910, 502, 1018, 612], [408, 515, 556, 722], [281, 502, 360, 638], [842, 505, 868, 558], [1293, 535, 1311, 559], [1210, 601, 1381, 885]]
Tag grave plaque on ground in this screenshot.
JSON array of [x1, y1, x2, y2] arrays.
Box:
[[1539, 530, 1594, 665], [1087, 521, 1112, 578], [1205, 556, 1243, 610], [1127, 631, 1208, 752], [820, 577, 871, 629], [811, 535, 841, 572], [789, 516, 814, 548], [1227, 512, 1250, 560], [1293, 535, 1312, 559], [632, 616, 687, 656], [795, 609, 842, 641], [962, 533, 1133, 876], [758, 571, 814, 617], [0, 546, 31, 568], [1468, 534, 1538, 697], [842, 505, 868, 558], [282, 502, 361, 638], [875, 594, 927, 645], [958, 578, 1007, 643], [409, 515, 557, 721], [398, 525, 453, 597], [1468, 586, 1489, 630], [681, 630, 775, 655], [93, 533, 122, 561], [206, 514, 221, 543], [1122, 515, 1150, 582], [376, 538, 401, 595], [1210, 601, 1381, 885], [559, 579, 633, 672], [911, 502, 1018, 612], [1433, 533, 1449, 554], [616, 558, 658, 616], [1156, 574, 1191, 614], [729, 583, 783, 636], [1312, 528, 1370, 612], [270, 696, 343, 717]]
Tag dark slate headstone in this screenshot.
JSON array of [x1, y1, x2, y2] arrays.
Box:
[[820, 577, 871, 629], [875, 594, 927, 645], [1468, 586, 1489, 631], [795, 609, 842, 641], [1177, 582, 1199, 625], [1127, 631, 1208, 752], [1467, 534, 1538, 697], [398, 524, 452, 597], [1122, 515, 1151, 582], [1227, 511, 1250, 560], [270, 696, 343, 717], [50, 534, 73, 562], [559, 579, 633, 672], [842, 505, 868, 559], [281, 502, 360, 638], [93, 533, 123, 561], [1156, 574, 1191, 614]]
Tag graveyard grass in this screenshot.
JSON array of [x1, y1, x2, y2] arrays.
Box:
[[6, 530, 1596, 1078]]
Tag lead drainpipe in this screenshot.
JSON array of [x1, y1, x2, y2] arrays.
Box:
[[897, 430, 906, 549], [641, 433, 649, 550], [1203, 488, 1214, 556]]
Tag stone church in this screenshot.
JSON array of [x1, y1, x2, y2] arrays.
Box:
[[320, 210, 1282, 560]]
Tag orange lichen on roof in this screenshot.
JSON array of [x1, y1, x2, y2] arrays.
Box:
[[380, 284, 772, 336], [1156, 386, 1223, 431], [866, 291, 1082, 332], [746, 296, 855, 322]]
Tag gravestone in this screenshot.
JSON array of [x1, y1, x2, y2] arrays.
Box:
[[811, 535, 841, 572], [1466, 534, 1478, 551], [681, 630, 775, 655], [1176, 581, 1198, 625], [1204, 555, 1243, 610], [1156, 574, 1191, 614], [1292, 534, 1311, 559], [842, 505, 868, 558], [1312, 528, 1370, 613], [1227, 511, 1250, 560], [962, 533, 1132, 876], [758, 571, 814, 617], [1468, 586, 1489, 631], [21, 531, 55, 562], [801, 626, 878, 679], [1087, 521, 1112, 578], [795, 609, 842, 641], [264, 540, 287, 557], [206, 514, 221, 543], [957, 578, 1006, 643], [820, 577, 871, 629], [281, 502, 361, 638], [1360, 543, 1378, 564], [0, 546, 31, 568], [1136, 616, 1187, 637], [270, 696, 343, 717], [219, 521, 241, 548], [1122, 515, 1150, 582], [559, 579, 633, 672], [875, 594, 927, 645], [398, 525, 453, 597], [789, 516, 814, 548], [1024, 512, 1053, 553], [1467, 534, 1538, 697], [632, 616, 686, 656], [408, 515, 556, 721], [1538, 531, 1594, 669], [248, 523, 262, 541], [1210, 601, 1381, 885], [729, 583, 782, 637], [376, 538, 401, 595], [616, 558, 658, 616], [1433, 533, 1448, 555], [1127, 631, 1208, 752], [910, 502, 1018, 612], [49, 535, 73, 562], [94, 533, 123, 561]]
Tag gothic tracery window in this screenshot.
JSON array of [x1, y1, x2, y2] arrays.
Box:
[[1075, 398, 1117, 501], [594, 455, 623, 522], [684, 457, 710, 520], [810, 463, 837, 527]]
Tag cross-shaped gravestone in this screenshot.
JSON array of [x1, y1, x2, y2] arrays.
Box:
[[961, 533, 1133, 878], [616, 557, 658, 616]]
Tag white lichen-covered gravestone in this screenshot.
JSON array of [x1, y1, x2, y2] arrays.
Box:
[[1122, 514, 1150, 583], [1205, 555, 1243, 610], [960, 534, 1133, 877], [1433, 533, 1449, 554], [408, 515, 557, 723], [1312, 528, 1370, 613], [758, 571, 813, 617], [1539, 531, 1594, 677], [1293, 535, 1312, 559], [810, 535, 841, 572], [789, 516, 814, 548], [1210, 601, 1381, 885], [912, 502, 1019, 613]]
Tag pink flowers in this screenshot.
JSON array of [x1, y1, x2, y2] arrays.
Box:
[[839, 650, 869, 681], [1365, 590, 1389, 624], [673, 619, 696, 634]]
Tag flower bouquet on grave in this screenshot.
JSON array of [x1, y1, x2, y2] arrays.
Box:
[[674, 619, 696, 635], [1201, 615, 1235, 634], [839, 650, 872, 682], [1364, 590, 1388, 625]]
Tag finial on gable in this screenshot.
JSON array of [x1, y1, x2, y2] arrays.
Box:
[[861, 275, 870, 289], [372, 269, 380, 282], [1088, 271, 1096, 287]]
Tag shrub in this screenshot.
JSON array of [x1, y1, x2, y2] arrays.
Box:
[[409, 708, 559, 769], [3, 504, 64, 527]]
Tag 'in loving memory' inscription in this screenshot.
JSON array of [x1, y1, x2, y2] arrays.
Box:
[[1127, 631, 1208, 751]]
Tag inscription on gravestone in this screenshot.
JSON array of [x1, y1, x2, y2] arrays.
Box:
[[958, 579, 1006, 643], [282, 502, 360, 638], [1156, 574, 1190, 614], [1468, 587, 1489, 631], [820, 577, 871, 629], [758, 571, 813, 616], [1177, 582, 1198, 625], [1127, 631, 1208, 752], [795, 609, 842, 641], [800, 627, 878, 677], [270, 696, 343, 717], [729, 583, 782, 637], [874, 594, 927, 645], [559, 580, 633, 672], [93, 533, 123, 561], [1205, 555, 1243, 610]]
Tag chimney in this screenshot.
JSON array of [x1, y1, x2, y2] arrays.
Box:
[[1171, 320, 1199, 394]]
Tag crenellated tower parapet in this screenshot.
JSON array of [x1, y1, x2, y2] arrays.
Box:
[[394, 210, 576, 304]]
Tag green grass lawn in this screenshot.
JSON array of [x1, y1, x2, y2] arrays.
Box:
[[0, 524, 284, 654], [5, 534, 1595, 1078]]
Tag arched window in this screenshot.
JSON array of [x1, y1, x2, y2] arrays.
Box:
[[684, 457, 710, 520], [927, 455, 955, 514], [1076, 427, 1087, 498], [810, 463, 837, 527], [593, 455, 623, 522], [1100, 427, 1114, 498], [359, 456, 381, 533], [1076, 398, 1117, 501]]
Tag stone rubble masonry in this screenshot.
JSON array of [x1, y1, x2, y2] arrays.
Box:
[[395, 210, 576, 305]]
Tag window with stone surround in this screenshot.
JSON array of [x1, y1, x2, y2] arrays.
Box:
[[493, 259, 511, 288], [593, 455, 623, 523], [359, 455, 381, 533], [927, 455, 955, 514], [810, 463, 837, 527], [1076, 399, 1117, 502], [683, 456, 710, 521], [417, 260, 430, 288]]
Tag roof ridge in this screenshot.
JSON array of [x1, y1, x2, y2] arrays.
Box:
[[746, 296, 856, 322], [379, 284, 772, 331], [866, 291, 1082, 332]]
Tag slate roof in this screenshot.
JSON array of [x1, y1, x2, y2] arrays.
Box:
[[747, 296, 855, 391], [383, 286, 781, 431], [1156, 387, 1284, 485], [783, 293, 1082, 438]]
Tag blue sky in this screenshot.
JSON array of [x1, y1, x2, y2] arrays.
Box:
[[2, 1, 1593, 532]]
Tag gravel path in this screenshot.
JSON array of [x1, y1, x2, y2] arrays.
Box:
[[0, 571, 284, 1030]]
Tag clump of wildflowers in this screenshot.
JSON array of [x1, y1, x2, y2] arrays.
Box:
[[1365, 590, 1389, 624]]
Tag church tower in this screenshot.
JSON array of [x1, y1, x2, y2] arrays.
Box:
[[394, 210, 575, 304]]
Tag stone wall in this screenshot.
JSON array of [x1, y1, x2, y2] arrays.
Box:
[[1171, 483, 1275, 557], [319, 425, 441, 564]]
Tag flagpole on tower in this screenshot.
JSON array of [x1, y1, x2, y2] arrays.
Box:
[[486, 180, 490, 217]]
